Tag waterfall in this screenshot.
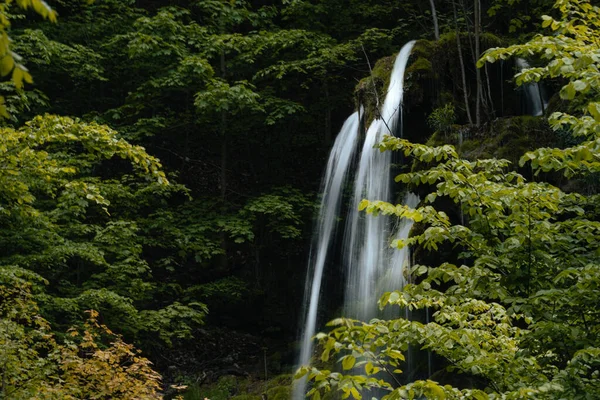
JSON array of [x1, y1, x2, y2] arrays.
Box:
[[294, 41, 416, 399], [516, 58, 548, 116], [343, 40, 416, 320], [293, 110, 361, 400], [385, 193, 420, 297]]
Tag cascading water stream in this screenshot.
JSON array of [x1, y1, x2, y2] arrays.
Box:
[[343, 40, 416, 320], [385, 192, 420, 297], [293, 111, 362, 400], [294, 41, 417, 399], [516, 58, 548, 116]]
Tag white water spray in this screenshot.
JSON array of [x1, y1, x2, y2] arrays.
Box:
[[385, 192, 420, 296]]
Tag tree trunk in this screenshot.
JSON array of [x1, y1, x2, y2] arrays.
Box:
[[474, 0, 482, 126], [220, 50, 227, 201], [453, 1, 473, 125], [500, 60, 504, 116], [485, 63, 496, 117], [429, 0, 440, 40], [219, 48, 229, 271]]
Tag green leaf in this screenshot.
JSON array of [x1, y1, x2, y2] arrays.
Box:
[[0, 54, 13, 76], [588, 103, 600, 121], [342, 355, 356, 370], [358, 199, 369, 211], [541, 15, 553, 28], [572, 80, 587, 91], [561, 82, 576, 100]]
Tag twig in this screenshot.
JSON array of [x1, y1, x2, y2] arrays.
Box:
[[361, 45, 398, 136], [361, 44, 380, 110]]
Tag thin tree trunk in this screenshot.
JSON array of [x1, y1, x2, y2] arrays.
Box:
[[453, 1, 473, 125], [459, 0, 475, 63], [459, 0, 487, 120], [429, 0, 440, 40], [500, 60, 504, 116], [485, 63, 496, 117], [219, 47, 228, 271], [220, 50, 227, 201], [474, 0, 482, 126]]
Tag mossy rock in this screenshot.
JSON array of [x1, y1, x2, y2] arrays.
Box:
[[406, 57, 433, 76], [412, 39, 434, 59], [265, 374, 293, 390], [355, 30, 511, 128], [423, 116, 554, 168], [266, 385, 291, 399], [371, 55, 396, 84], [355, 54, 397, 126], [407, 39, 435, 78], [230, 395, 262, 400], [461, 116, 554, 163]]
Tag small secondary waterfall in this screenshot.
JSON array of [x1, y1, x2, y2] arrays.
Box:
[[516, 58, 548, 116], [294, 41, 417, 399]]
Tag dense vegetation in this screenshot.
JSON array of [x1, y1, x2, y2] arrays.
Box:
[[0, 0, 598, 398]]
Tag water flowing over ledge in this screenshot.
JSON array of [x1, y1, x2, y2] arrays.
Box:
[[293, 40, 417, 400]]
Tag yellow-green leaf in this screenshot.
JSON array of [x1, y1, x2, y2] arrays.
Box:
[[342, 355, 356, 370]]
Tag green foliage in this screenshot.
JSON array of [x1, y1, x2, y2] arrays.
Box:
[[194, 79, 262, 115], [481, 0, 600, 178], [488, 0, 555, 33], [427, 103, 456, 134], [140, 302, 208, 346], [0, 0, 57, 117], [0, 277, 162, 399], [0, 114, 211, 347], [184, 375, 238, 400], [186, 374, 293, 400]]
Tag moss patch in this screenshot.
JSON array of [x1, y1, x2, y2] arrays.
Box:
[[461, 116, 554, 163], [184, 374, 293, 400], [425, 116, 554, 164], [406, 57, 433, 76], [355, 54, 396, 125]]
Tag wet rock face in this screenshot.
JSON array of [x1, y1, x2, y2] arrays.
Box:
[[355, 54, 396, 125]]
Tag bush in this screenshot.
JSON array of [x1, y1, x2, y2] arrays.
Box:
[[427, 103, 456, 134]]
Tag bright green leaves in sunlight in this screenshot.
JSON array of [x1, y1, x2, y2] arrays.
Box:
[[0, 280, 162, 399], [0, 115, 209, 351], [0, 114, 167, 218], [0, 0, 58, 117]]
